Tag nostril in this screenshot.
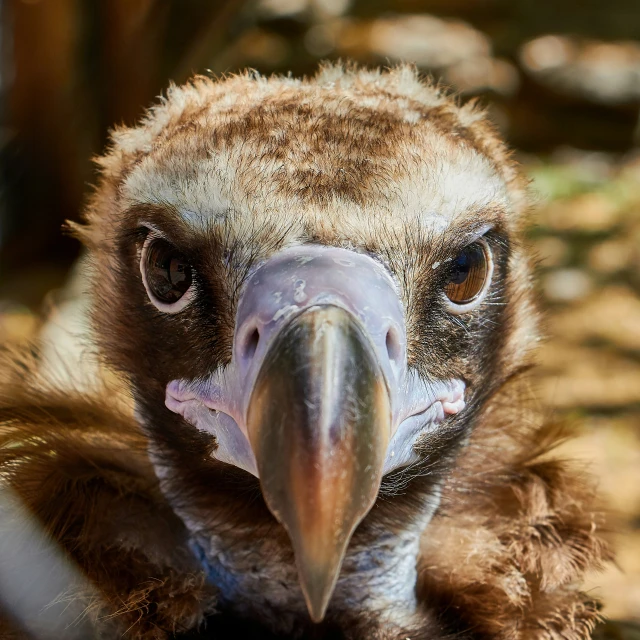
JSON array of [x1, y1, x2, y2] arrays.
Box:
[[385, 328, 401, 363], [243, 327, 260, 362]]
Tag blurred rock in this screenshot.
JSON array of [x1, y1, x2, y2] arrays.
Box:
[[337, 14, 519, 97], [561, 413, 640, 622], [543, 268, 593, 302], [520, 35, 640, 105], [369, 15, 489, 68], [550, 286, 640, 352], [588, 238, 635, 274], [538, 192, 621, 232], [551, 148, 617, 182], [231, 29, 290, 67], [257, 0, 309, 18], [557, 414, 640, 514], [619, 150, 640, 182], [309, 0, 351, 19], [0, 302, 39, 343], [305, 23, 339, 57], [534, 236, 570, 268], [530, 161, 610, 204], [538, 344, 640, 409], [446, 56, 520, 97]]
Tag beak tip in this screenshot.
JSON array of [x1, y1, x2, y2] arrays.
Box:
[[307, 600, 329, 624], [293, 543, 346, 623], [299, 571, 335, 623], [308, 608, 328, 624]]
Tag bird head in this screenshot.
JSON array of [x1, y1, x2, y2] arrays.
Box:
[[81, 65, 535, 622]]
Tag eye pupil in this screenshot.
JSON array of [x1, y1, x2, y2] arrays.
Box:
[[145, 239, 193, 305], [445, 242, 489, 305], [449, 251, 471, 285]]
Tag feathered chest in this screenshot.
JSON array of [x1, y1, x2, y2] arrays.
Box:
[[184, 508, 432, 634]]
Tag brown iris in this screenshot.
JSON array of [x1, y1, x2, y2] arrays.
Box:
[[444, 241, 490, 305], [145, 238, 192, 304]]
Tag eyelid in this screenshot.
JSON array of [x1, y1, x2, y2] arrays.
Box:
[[442, 224, 495, 261], [139, 222, 169, 243], [464, 224, 493, 246]]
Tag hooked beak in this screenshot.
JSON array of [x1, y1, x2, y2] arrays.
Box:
[[164, 245, 466, 621], [246, 305, 391, 621]]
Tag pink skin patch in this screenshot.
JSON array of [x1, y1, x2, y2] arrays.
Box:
[[164, 245, 466, 477]]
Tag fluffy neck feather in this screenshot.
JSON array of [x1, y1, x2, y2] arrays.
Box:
[[167, 474, 440, 633]]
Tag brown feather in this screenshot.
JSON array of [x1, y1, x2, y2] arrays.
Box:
[[0, 351, 217, 639], [0, 64, 612, 639]]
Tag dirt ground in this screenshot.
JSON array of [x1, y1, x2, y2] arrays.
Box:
[[526, 150, 640, 620]]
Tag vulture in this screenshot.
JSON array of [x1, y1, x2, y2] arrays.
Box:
[[0, 64, 611, 640]]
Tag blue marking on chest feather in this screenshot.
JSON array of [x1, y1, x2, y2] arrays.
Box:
[[189, 538, 239, 604]]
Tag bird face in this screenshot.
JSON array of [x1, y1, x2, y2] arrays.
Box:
[[85, 66, 532, 623]]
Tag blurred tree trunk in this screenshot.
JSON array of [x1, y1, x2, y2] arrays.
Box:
[[3, 0, 89, 281], [98, 0, 169, 134], [0, 0, 246, 304]]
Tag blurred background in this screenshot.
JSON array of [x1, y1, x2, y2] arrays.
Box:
[[0, 0, 638, 624]]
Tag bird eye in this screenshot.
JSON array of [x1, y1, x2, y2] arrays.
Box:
[[141, 237, 193, 309], [444, 240, 492, 308]]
